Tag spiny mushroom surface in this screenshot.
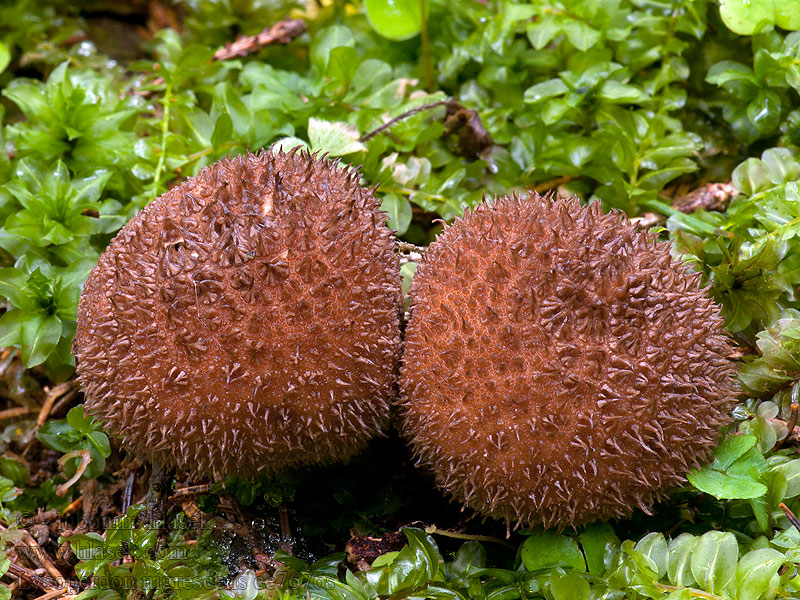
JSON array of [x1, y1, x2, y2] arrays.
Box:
[[73, 150, 402, 478], [399, 193, 739, 529]]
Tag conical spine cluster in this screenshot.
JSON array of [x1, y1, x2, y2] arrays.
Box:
[[399, 193, 738, 529], [74, 150, 402, 478]]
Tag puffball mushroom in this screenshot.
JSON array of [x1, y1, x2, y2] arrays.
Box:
[[399, 193, 739, 529], [73, 150, 402, 478]]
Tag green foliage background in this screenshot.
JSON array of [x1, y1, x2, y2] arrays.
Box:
[[4, 0, 800, 598]]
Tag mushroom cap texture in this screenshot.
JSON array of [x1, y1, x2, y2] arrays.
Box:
[[399, 193, 739, 529], [73, 150, 402, 478]]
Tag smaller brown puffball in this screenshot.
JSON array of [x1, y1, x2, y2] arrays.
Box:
[[399, 193, 739, 529]]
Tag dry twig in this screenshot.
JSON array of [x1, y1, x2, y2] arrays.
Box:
[[214, 19, 307, 61], [37, 382, 75, 427], [0, 406, 31, 420], [7, 562, 60, 593]]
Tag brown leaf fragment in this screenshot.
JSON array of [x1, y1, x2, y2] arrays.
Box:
[[444, 99, 494, 159], [672, 182, 739, 214], [345, 530, 406, 571]]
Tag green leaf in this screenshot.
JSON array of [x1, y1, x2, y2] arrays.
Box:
[[272, 137, 309, 153], [776, 1, 800, 29], [307, 118, 366, 156], [761, 147, 800, 184], [68, 532, 108, 572], [689, 531, 738, 596], [66, 405, 94, 433], [598, 81, 648, 104], [772, 460, 800, 499], [37, 419, 80, 453], [0, 268, 35, 309], [364, 0, 424, 41], [220, 82, 251, 138], [561, 19, 601, 51], [448, 541, 485, 578], [577, 523, 619, 575], [402, 527, 445, 581], [688, 469, 769, 499], [381, 194, 412, 235], [746, 90, 782, 134], [520, 532, 585, 572], [633, 532, 668, 578], [310, 26, 356, 72], [89, 431, 111, 459], [720, 0, 800, 35], [527, 15, 562, 49], [70, 169, 113, 205], [0, 309, 26, 347], [735, 548, 784, 600], [524, 78, 569, 104], [688, 435, 769, 499], [667, 533, 698, 587], [20, 312, 61, 367], [706, 61, 759, 96], [710, 435, 757, 470], [2, 82, 49, 123], [0, 42, 9, 74], [326, 46, 359, 92], [733, 157, 770, 195], [210, 111, 233, 147], [549, 571, 589, 600]]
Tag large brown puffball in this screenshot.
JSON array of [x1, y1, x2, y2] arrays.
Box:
[[73, 150, 402, 478], [399, 193, 739, 529]]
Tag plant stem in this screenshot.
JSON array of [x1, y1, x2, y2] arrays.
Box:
[[420, 0, 432, 90], [153, 81, 173, 196], [656, 584, 726, 600], [424, 525, 515, 549]]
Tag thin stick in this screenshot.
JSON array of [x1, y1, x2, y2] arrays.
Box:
[[780, 502, 800, 534], [531, 176, 574, 193], [775, 402, 800, 450], [423, 525, 515, 550], [396, 240, 425, 255], [0, 406, 30, 420], [18, 509, 60, 527], [360, 101, 447, 143], [6, 562, 59, 593], [19, 529, 73, 592], [61, 496, 83, 516], [214, 19, 307, 61], [171, 484, 212, 498], [38, 382, 74, 427], [33, 587, 69, 600], [789, 402, 800, 438], [279, 501, 293, 556]]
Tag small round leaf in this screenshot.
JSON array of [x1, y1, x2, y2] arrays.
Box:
[[521, 532, 585, 572], [365, 0, 424, 41]]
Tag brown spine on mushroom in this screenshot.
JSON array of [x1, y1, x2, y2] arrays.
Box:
[[399, 193, 739, 529], [74, 151, 402, 478]]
